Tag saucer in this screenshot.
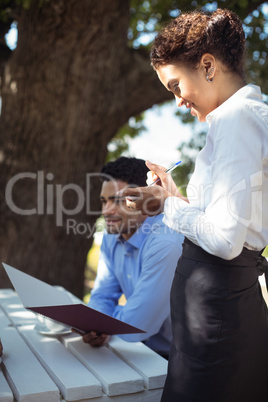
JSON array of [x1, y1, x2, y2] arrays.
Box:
[[34, 323, 72, 336]]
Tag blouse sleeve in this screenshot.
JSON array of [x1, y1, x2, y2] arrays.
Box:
[[163, 101, 266, 259]]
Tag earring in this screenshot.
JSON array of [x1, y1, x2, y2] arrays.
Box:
[[206, 67, 214, 83]]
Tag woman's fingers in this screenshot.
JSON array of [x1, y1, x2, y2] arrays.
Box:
[[146, 161, 167, 186], [120, 186, 167, 215], [146, 160, 166, 173]]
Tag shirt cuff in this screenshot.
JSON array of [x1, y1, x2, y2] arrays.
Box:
[[163, 196, 190, 231]]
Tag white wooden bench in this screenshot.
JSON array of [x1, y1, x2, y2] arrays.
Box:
[[0, 288, 167, 402]]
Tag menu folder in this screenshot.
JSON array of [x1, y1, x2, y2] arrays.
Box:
[[2, 263, 146, 335]]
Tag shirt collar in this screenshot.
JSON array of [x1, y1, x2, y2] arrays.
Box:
[[206, 84, 262, 125], [116, 215, 163, 250]]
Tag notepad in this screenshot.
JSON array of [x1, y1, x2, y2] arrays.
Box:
[[2, 263, 145, 336]]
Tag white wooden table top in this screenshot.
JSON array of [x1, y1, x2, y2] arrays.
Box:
[[0, 288, 167, 402]]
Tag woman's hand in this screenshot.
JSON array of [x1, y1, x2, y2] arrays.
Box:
[[146, 161, 183, 196], [121, 185, 168, 216], [119, 161, 187, 215]]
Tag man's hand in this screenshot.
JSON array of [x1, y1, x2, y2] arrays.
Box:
[[82, 331, 110, 347]]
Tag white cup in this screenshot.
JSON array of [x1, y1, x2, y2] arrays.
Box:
[[44, 318, 67, 332], [36, 314, 68, 332]]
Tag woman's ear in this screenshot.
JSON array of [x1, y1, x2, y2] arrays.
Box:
[[201, 53, 215, 74]]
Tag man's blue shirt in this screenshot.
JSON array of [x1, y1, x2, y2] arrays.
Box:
[[88, 214, 184, 354]]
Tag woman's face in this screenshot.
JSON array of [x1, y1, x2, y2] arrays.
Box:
[[156, 62, 219, 122]]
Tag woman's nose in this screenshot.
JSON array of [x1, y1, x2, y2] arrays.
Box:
[[175, 95, 184, 107]]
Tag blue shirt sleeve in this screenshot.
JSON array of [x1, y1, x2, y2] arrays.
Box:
[[88, 234, 123, 316], [113, 232, 183, 342]]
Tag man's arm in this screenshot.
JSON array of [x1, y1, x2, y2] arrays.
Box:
[[83, 235, 122, 347], [88, 235, 122, 315], [112, 233, 183, 342]]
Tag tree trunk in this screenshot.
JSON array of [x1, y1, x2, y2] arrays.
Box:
[[0, 0, 172, 297]]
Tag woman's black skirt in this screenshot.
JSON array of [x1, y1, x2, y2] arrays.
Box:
[[162, 238, 268, 402]]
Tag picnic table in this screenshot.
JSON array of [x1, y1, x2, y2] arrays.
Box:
[[0, 288, 167, 402]]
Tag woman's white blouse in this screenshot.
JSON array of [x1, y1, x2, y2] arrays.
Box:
[[163, 84, 268, 259]]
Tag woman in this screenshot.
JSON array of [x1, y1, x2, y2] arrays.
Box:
[[122, 8, 268, 402]]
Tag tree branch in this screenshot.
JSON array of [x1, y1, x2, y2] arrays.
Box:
[[121, 47, 173, 119]]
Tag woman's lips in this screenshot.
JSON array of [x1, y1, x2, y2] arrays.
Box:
[[187, 103, 196, 116]]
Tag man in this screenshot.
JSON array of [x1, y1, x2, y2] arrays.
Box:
[[83, 157, 184, 358]]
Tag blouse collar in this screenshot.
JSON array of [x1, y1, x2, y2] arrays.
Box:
[[206, 84, 262, 125]]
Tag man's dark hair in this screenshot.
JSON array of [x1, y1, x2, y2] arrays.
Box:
[[101, 157, 149, 187]]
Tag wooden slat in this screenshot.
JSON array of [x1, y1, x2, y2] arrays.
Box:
[[18, 325, 102, 401], [1, 302, 38, 326], [107, 336, 167, 389], [0, 309, 11, 328], [0, 288, 37, 326], [0, 289, 18, 302], [0, 367, 13, 402], [0, 326, 60, 402], [101, 387, 163, 402], [61, 387, 163, 402], [0, 290, 22, 315], [63, 334, 144, 397]]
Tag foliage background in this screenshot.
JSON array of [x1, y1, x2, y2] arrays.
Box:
[[0, 0, 267, 298]]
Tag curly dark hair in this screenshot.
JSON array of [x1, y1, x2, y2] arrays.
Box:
[[101, 157, 149, 187], [150, 8, 245, 79]]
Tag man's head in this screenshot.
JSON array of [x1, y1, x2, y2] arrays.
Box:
[[100, 157, 149, 239]]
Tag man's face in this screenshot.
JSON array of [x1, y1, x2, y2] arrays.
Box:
[[100, 180, 146, 240]]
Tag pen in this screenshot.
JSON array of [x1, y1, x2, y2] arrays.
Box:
[[125, 160, 181, 204], [149, 160, 181, 186]]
